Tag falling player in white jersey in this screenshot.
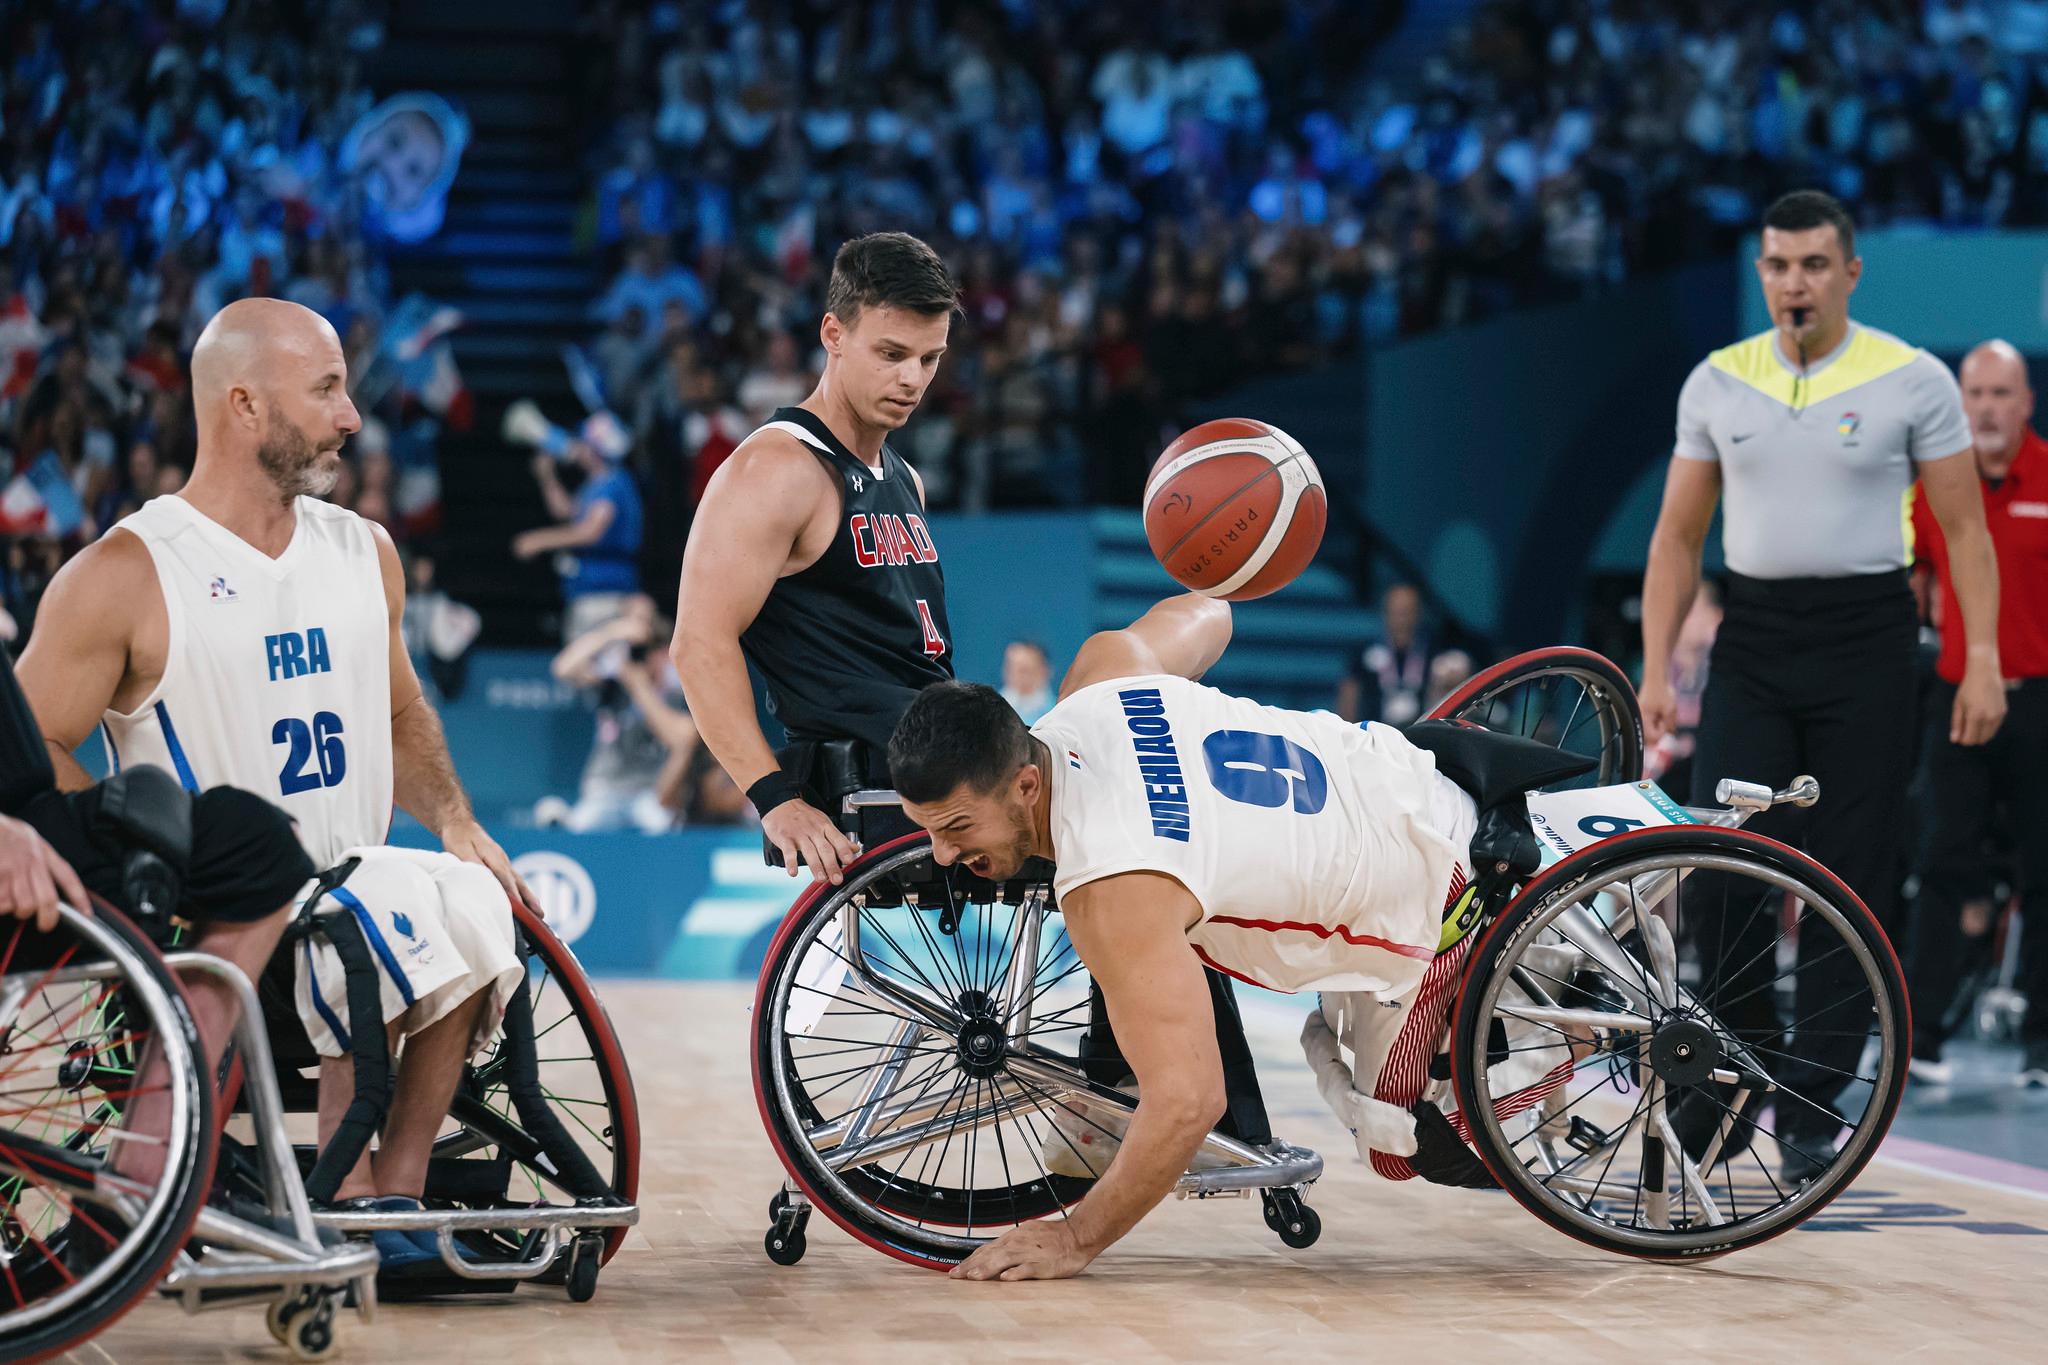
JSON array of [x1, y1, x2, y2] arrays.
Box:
[[19, 298, 537, 1268], [886, 592, 1512, 1281]]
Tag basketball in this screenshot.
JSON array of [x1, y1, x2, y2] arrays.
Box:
[[1142, 418, 1327, 601]]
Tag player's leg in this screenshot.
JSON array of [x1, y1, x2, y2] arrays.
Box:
[[24, 785, 311, 1184], [1994, 681, 2048, 1083], [316, 1038, 396, 1203], [1780, 613, 1916, 1163], [1904, 681, 1993, 1073], [368, 849, 522, 1199], [373, 987, 491, 1197], [1354, 934, 1483, 1183], [1676, 650, 1801, 1157], [296, 853, 474, 1215]]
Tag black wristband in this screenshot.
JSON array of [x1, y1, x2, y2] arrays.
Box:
[[746, 771, 803, 819]]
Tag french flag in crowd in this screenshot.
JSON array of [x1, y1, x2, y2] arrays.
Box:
[[383, 294, 472, 432], [0, 452, 88, 537], [0, 295, 46, 402]]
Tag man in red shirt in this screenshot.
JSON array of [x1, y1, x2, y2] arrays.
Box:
[[1907, 338, 2048, 1088]]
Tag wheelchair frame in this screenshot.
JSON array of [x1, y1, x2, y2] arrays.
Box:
[[749, 647, 1909, 1268], [268, 881, 640, 1294], [755, 794, 1329, 1270], [0, 902, 378, 1362]]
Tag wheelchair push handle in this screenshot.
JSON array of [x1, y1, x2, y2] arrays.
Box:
[[1714, 774, 1820, 811]]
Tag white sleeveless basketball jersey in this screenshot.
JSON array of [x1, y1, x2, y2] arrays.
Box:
[[100, 495, 394, 868], [1031, 675, 1474, 998]]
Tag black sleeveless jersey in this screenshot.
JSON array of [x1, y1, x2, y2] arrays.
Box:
[[739, 407, 954, 753]]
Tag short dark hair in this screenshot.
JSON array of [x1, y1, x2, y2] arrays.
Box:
[[888, 681, 1033, 804], [824, 232, 961, 328], [1005, 638, 1049, 662], [1762, 190, 1856, 259]]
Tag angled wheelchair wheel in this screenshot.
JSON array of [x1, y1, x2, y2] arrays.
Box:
[[753, 834, 1122, 1269], [1429, 647, 1644, 787], [1451, 826, 1908, 1260], [426, 901, 640, 1264], [1, 900, 217, 1363]]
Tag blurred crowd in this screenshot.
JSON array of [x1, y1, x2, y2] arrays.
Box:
[[0, 0, 454, 643], [576, 0, 2048, 518]]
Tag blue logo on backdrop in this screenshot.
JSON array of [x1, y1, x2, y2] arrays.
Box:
[[1117, 687, 1192, 842]]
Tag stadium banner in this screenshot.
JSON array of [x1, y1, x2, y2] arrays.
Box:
[[390, 821, 802, 981]]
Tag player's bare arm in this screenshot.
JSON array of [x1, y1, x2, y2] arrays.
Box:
[[1917, 445, 2006, 745], [1058, 593, 1233, 700], [15, 530, 164, 790], [951, 870, 1223, 1282], [672, 431, 861, 882], [1638, 455, 1721, 743], [374, 522, 537, 911]]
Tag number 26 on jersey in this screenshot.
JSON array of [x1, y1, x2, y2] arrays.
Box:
[[274, 711, 347, 794]]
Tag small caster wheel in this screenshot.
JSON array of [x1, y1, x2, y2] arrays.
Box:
[[267, 1287, 317, 1345], [566, 1232, 603, 1303], [1262, 1190, 1321, 1249], [283, 1295, 339, 1362], [764, 1224, 807, 1265]]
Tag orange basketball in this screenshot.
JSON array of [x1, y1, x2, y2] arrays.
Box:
[[1142, 418, 1326, 601]]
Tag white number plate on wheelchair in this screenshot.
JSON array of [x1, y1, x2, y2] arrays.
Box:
[[1524, 780, 1691, 868]]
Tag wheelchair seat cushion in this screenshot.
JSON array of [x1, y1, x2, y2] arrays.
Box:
[[1400, 719, 1596, 812], [20, 780, 315, 926]]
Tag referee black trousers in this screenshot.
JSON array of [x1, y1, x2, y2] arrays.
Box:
[[1905, 677, 2048, 1057], [1689, 570, 1918, 1144]]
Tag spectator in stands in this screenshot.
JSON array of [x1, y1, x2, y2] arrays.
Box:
[[594, 234, 706, 342], [1904, 340, 2048, 1089], [539, 594, 686, 834], [512, 428, 646, 641], [999, 639, 1055, 725], [735, 329, 812, 428], [1423, 648, 1475, 718], [1, 0, 409, 625], [1338, 583, 1434, 726]]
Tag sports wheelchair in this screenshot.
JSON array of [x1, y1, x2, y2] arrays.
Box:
[[748, 649, 1909, 1267], [0, 773, 639, 1362]]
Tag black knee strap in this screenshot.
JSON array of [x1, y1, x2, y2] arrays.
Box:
[[300, 864, 395, 1205], [488, 931, 615, 1200]]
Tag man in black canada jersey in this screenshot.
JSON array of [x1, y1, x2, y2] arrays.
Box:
[[671, 232, 956, 882], [676, 231, 1278, 1162]]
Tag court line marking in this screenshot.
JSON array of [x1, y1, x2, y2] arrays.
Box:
[[1873, 1135, 2048, 1204]]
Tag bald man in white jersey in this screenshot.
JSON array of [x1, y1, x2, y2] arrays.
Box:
[[18, 298, 537, 1263]]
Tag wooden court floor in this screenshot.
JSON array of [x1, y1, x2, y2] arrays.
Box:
[[75, 981, 2048, 1364]]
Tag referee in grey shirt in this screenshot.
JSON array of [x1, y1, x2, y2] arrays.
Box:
[[1639, 191, 2006, 1184]]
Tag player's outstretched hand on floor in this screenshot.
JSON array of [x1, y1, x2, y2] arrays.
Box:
[[949, 1220, 1097, 1282], [762, 798, 860, 886], [443, 817, 542, 917]]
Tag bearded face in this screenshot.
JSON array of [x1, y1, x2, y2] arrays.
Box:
[[256, 404, 343, 499]]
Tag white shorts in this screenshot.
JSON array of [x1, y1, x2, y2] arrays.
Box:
[[293, 845, 523, 1060]]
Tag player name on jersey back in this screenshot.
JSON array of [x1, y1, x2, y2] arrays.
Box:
[[1033, 674, 1467, 997], [1115, 686, 1193, 841]]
